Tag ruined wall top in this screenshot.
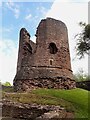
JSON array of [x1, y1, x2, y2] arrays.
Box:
[[36, 18, 68, 44], [33, 17, 71, 69], [14, 17, 76, 91]]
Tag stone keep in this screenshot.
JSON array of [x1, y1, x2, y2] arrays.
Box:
[[14, 18, 76, 91]]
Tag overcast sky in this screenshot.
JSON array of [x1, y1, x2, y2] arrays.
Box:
[[0, 0, 88, 84]]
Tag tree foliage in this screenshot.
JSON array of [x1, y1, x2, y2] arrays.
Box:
[[3, 81, 11, 86], [75, 22, 90, 59]]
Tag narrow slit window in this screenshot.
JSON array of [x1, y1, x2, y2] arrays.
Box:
[[50, 60, 53, 65]]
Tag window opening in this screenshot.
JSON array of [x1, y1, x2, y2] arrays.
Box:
[[50, 60, 52, 65], [49, 43, 58, 54]]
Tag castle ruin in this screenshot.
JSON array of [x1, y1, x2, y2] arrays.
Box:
[[14, 18, 76, 91]]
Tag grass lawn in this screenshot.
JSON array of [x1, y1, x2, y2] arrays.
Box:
[[2, 87, 89, 119], [33, 88, 89, 118]]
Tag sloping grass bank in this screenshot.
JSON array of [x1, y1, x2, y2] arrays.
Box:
[[33, 88, 89, 118], [3, 88, 89, 118]]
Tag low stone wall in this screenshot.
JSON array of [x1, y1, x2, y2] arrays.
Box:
[[76, 81, 90, 91], [2, 100, 74, 120], [2, 85, 13, 90], [14, 77, 76, 92]]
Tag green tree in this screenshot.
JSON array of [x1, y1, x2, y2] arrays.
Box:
[[75, 22, 90, 59], [3, 81, 11, 86]]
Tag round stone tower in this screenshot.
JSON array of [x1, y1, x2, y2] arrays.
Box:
[[14, 18, 76, 91]]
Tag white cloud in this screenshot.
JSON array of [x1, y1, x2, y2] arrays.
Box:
[[25, 14, 32, 20], [46, 1, 88, 73], [0, 39, 18, 85], [37, 6, 48, 16], [6, 1, 20, 19], [14, 8, 20, 19]]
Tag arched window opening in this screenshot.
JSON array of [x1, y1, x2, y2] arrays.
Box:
[[49, 59, 53, 65], [50, 60, 52, 65], [49, 43, 58, 54]]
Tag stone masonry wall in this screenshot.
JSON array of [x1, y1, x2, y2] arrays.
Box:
[[35, 18, 71, 69], [14, 18, 76, 91]]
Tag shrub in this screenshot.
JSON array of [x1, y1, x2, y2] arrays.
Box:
[[3, 81, 11, 86]]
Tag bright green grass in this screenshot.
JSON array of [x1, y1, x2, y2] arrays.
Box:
[[3, 88, 89, 119], [33, 88, 89, 118]]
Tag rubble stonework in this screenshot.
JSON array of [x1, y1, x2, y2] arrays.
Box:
[[2, 100, 74, 119], [14, 18, 76, 91]]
